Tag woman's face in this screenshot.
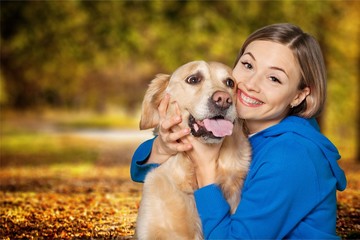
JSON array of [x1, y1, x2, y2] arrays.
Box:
[[233, 40, 310, 134]]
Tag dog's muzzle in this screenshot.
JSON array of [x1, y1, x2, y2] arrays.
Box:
[[188, 115, 234, 140], [188, 91, 235, 141]]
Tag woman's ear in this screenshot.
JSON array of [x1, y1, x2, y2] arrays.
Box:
[[291, 87, 310, 108]]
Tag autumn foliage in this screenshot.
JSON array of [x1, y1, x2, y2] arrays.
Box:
[[0, 164, 142, 239], [0, 115, 142, 239], [0, 142, 359, 239]]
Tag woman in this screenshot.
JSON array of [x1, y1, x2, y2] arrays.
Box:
[[131, 23, 347, 239]]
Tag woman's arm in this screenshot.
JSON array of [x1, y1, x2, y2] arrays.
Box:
[[130, 137, 159, 183], [194, 140, 320, 239]]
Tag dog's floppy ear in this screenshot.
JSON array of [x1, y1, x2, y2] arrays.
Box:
[[140, 74, 170, 130]]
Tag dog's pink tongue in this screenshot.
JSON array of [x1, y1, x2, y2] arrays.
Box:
[[203, 119, 233, 137]]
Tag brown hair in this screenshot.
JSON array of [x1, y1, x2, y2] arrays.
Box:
[[234, 23, 327, 118]]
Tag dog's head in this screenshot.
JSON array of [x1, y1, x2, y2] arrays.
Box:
[[140, 60, 237, 144]]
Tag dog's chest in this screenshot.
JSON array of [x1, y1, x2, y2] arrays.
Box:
[[146, 153, 197, 193]]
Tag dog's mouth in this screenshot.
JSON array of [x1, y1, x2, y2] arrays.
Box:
[[188, 114, 234, 140]]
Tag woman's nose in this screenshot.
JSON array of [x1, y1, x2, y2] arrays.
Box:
[[243, 74, 260, 92]]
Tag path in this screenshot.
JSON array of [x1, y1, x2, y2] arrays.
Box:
[[67, 129, 154, 142]]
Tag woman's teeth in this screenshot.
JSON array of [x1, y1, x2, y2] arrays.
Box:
[[241, 93, 264, 105]]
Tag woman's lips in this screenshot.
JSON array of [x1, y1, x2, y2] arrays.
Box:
[[237, 90, 264, 107]]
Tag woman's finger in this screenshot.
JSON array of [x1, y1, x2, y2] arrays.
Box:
[[162, 137, 192, 153], [161, 115, 182, 131], [175, 142, 193, 152], [174, 102, 181, 116], [166, 128, 191, 142], [155, 93, 192, 154]]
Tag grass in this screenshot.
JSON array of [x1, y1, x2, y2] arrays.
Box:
[[1, 132, 99, 166], [51, 111, 139, 130]]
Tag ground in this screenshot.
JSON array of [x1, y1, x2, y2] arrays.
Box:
[[336, 160, 360, 239], [0, 118, 359, 239]]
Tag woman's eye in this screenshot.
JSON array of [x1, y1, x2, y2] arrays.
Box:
[[241, 61, 253, 70], [225, 78, 235, 88], [270, 76, 281, 84], [186, 75, 201, 84]]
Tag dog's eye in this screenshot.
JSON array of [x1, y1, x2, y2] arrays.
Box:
[[225, 78, 235, 88], [186, 75, 201, 84]]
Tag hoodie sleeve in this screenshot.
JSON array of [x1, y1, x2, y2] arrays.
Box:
[[194, 136, 338, 239], [130, 137, 159, 183]]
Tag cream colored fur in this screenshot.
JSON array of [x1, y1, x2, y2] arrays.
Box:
[[136, 61, 251, 240]]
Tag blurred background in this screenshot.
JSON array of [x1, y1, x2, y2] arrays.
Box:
[[1, 0, 359, 160], [0, 1, 359, 238]]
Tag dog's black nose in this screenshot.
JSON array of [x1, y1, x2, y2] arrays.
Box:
[[212, 91, 232, 110]]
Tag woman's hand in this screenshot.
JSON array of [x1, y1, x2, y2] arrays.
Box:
[[146, 93, 219, 188], [185, 136, 221, 188], [147, 94, 192, 165]]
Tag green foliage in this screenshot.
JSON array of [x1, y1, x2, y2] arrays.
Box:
[[1, 1, 356, 109], [1, 1, 359, 158], [54, 111, 139, 129], [0, 132, 99, 166]]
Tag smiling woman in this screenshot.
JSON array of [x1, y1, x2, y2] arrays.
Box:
[[130, 23, 347, 239], [234, 26, 327, 119], [234, 40, 310, 134]]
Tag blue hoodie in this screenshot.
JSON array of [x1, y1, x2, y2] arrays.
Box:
[[130, 116, 347, 239]]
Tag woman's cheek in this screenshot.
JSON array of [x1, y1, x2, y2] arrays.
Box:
[[235, 96, 243, 116]]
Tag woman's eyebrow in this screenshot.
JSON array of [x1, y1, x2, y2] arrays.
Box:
[[270, 66, 289, 78], [243, 52, 255, 60], [243, 51, 289, 78]]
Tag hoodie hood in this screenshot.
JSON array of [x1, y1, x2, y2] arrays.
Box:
[[256, 116, 347, 191]]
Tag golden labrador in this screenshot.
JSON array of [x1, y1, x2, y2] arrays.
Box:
[[136, 61, 251, 239]]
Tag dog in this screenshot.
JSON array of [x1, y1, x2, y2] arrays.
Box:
[[136, 61, 251, 239]]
